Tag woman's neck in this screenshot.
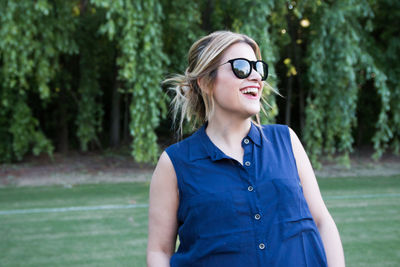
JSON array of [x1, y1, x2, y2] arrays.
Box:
[[205, 116, 251, 164]]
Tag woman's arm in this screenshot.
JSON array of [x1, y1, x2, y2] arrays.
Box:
[[289, 128, 345, 267], [147, 151, 179, 267]]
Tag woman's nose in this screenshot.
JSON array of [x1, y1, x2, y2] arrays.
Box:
[[248, 67, 262, 81]]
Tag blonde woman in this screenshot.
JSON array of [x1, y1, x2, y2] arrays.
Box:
[[147, 31, 345, 267]]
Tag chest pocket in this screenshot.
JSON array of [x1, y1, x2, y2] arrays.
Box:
[[272, 177, 316, 241], [273, 177, 312, 221]]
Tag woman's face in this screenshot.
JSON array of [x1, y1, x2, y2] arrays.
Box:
[[210, 42, 263, 120]]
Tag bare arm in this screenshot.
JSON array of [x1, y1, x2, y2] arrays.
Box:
[[289, 128, 345, 267], [147, 151, 179, 267]]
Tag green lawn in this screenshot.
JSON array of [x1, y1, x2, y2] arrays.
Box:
[[319, 176, 400, 266], [0, 176, 399, 266], [0, 183, 150, 267]]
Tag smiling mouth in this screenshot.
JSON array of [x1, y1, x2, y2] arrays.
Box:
[[240, 87, 259, 97]]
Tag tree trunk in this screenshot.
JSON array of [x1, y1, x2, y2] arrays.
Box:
[[285, 10, 296, 127], [58, 87, 69, 153], [299, 83, 305, 135], [201, 0, 214, 32], [110, 68, 121, 147], [285, 75, 293, 126], [122, 94, 130, 144]]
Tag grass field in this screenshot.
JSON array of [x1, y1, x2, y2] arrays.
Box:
[[0, 175, 399, 266]]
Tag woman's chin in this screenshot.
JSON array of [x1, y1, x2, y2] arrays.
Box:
[[243, 107, 260, 119], [248, 105, 260, 115]]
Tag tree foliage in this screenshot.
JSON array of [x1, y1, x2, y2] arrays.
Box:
[[0, 0, 398, 165], [302, 0, 399, 165], [92, 0, 167, 162], [0, 0, 78, 161]]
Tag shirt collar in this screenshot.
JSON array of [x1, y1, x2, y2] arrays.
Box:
[[188, 125, 213, 161], [188, 124, 227, 162], [247, 122, 262, 147], [189, 122, 262, 162]]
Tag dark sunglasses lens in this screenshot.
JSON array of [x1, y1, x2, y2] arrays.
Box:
[[232, 59, 251, 78], [255, 61, 268, 80]]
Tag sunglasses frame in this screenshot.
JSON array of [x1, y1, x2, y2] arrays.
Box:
[[220, 58, 269, 81]]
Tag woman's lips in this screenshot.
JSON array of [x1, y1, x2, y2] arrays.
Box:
[[240, 86, 260, 99]]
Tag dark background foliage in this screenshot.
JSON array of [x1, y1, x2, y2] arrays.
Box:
[[0, 0, 399, 166]]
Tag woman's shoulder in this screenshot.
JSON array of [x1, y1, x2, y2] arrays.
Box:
[[260, 123, 290, 134], [165, 126, 204, 158], [258, 123, 293, 145]]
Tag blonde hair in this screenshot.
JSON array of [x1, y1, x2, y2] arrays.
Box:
[[164, 30, 272, 136]]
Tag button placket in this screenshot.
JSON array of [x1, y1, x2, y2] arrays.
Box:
[[242, 137, 264, 254]]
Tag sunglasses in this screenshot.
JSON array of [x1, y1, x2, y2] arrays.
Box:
[[219, 58, 269, 81]]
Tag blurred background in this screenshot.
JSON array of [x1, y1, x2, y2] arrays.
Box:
[[0, 0, 399, 266]]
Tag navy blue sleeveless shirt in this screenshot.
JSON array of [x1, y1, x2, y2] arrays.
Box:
[[165, 123, 327, 266]]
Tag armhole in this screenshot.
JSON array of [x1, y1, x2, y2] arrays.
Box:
[[164, 148, 184, 202], [284, 126, 301, 181], [164, 148, 185, 224]]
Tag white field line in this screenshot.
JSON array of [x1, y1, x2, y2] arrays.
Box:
[[0, 203, 149, 215], [0, 193, 399, 216], [324, 193, 400, 200]]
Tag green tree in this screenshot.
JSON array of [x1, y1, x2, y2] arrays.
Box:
[[92, 0, 167, 162], [0, 0, 78, 161], [0, 0, 398, 165], [301, 0, 396, 166]]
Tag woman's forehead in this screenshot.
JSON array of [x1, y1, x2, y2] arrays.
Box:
[[221, 42, 257, 62]]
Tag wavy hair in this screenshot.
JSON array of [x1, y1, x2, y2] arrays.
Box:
[[164, 30, 274, 136]]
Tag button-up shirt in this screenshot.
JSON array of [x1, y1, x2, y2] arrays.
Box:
[[165, 123, 327, 266]]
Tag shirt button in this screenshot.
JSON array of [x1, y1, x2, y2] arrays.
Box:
[[254, 214, 261, 220], [259, 243, 266, 250], [299, 182, 302, 187], [244, 138, 250, 144], [247, 185, 254, 192], [244, 161, 251, 167]]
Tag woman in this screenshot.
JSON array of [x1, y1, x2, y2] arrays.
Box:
[[147, 31, 345, 267]]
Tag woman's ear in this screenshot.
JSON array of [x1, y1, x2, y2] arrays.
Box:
[[197, 77, 210, 95]]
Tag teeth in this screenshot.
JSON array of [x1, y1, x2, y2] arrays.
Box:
[[241, 88, 258, 95]]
